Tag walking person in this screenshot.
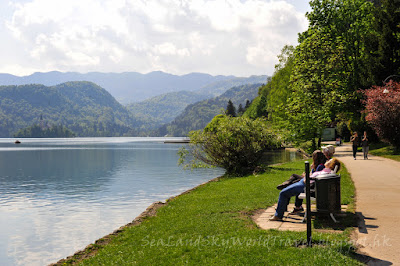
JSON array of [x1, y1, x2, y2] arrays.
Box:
[[350, 132, 360, 160], [362, 131, 369, 160]]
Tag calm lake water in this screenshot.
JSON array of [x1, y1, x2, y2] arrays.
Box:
[[0, 138, 301, 265]]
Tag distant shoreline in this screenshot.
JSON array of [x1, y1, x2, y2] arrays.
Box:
[[164, 138, 190, 144]]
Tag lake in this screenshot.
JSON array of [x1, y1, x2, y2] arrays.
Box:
[[0, 138, 301, 265]]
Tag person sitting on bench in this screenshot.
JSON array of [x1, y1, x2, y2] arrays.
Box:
[[269, 158, 341, 221], [276, 150, 326, 214], [276, 150, 326, 190], [322, 145, 335, 160]]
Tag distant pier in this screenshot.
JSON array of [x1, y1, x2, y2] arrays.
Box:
[[164, 139, 190, 144]]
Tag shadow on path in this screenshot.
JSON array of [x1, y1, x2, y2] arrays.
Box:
[[356, 212, 378, 234]]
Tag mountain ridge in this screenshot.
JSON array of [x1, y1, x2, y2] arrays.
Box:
[[158, 83, 263, 136], [0, 71, 267, 104]]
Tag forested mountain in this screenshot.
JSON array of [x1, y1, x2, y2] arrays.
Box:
[[0, 71, 266, 104], [126, 91, 211, 130], [157, 83, 262, 136], [195, 75, 268, 96], [0, 81, 139, 137]]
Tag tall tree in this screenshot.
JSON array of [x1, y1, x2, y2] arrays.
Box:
[[265, 45, 295, 123], [374, 0, 400, 84], [281, 0, 377, 149], [226, 100, 236, 117], [237, 104, 245, 116], [244, 100, 251, 110]]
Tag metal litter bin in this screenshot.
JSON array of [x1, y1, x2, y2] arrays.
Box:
[[315, 174, 341, 213]]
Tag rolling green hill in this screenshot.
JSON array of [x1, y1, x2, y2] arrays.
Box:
[[0, 81, 138, 137], [126, 91, 211, 130], [157, 83, 263, 136]]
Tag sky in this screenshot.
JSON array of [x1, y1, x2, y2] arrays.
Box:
[[0, 0, 311, 77]]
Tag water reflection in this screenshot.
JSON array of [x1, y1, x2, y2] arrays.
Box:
[[0, 138, 300, 265], [261, 149, 303, 165]]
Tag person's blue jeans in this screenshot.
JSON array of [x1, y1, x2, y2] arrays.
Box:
[[275, 180, 305, 218]]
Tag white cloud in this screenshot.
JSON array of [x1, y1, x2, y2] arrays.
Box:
[[2, 0, 309, 76]]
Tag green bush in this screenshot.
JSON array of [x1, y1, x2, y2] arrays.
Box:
[[179, 115, 281, 175]]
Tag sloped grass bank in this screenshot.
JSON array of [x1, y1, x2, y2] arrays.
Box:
[[60, 160, 360, 265], [369, 143, 400, 162]]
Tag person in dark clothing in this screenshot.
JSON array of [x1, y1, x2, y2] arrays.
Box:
[[350, 132, 360, 160], [362, 131, 369, 160]]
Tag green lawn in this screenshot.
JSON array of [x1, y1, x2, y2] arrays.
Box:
[[369, 143, 400, 162], [63, 160, 361, 265]]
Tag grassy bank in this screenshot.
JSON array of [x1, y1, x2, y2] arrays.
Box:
[[61, 160, 360, 265], [369, 143, 400, 162]]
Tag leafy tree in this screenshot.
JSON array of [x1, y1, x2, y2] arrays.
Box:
[[245, 45, 295, 121], [373, 0, 400, 84], [271, 0, 377, 150], [363, 81, 400, 149], [305, 0, 377, 89], [225, 100, 236, 117], [244, 94, 268, 119], [284, 28, 350, 150], [266, 45, 295, 120], [179, 116, 281, 175]]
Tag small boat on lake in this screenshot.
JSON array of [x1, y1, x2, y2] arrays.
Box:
[[15, 140, 21, 144]]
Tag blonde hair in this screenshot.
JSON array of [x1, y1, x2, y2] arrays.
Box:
[[326, 158, 341, 172]]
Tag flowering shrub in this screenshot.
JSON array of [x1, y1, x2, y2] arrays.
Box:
[[179, 115, 281, 175], [363, 81, 400, 149]]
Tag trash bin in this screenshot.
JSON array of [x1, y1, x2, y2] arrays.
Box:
[[315, 174, 341, 213]]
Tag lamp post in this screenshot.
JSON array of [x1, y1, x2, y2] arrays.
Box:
[[383, 75, 400, 84]]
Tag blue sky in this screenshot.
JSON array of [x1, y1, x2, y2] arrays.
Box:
[[0, 0, 311, 77]]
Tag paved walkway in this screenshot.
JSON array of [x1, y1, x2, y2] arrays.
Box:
[[253, 143, 400, 264], [253, 203, 347, 231], [334, 143, 400, 264]]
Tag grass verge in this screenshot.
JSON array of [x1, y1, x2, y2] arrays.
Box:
[[369, 143, 400, 162], [58, 160, 361, 265]]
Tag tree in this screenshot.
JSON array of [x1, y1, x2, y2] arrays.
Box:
[[244, 45, 294, 121], [363, 81, 400, 149], [305, 0, 377, 89], [179, 116, 281, 175], [266, 45, 295, 121], [244, 100, 251, 110], [244, 94, 268, 119], [374, 0, 400, 84], [278, 0, 377, 150], [14, 124, 76, 138], [237, 104, 245, 116], [225, 100, 236, 117]]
